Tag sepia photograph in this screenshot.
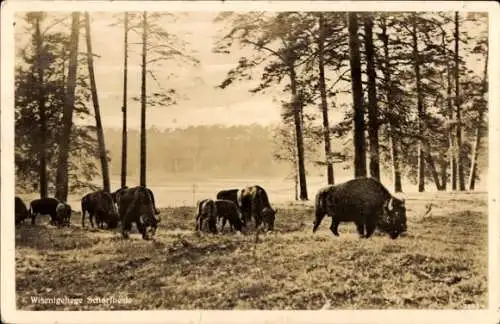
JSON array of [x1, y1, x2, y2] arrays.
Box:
[[1, 1, 499, 323]]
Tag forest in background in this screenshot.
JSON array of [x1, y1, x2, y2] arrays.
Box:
[[14, 11, 489, 199], [103, 124, 487, 189]]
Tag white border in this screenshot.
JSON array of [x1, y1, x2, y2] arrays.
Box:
[[2, 1, 499, 324]]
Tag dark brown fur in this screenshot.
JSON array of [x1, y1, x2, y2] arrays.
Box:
[[313, 177, 407, 239]]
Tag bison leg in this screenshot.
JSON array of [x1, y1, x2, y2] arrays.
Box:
[[137, 221, 149, 240], [329, 218, 340, 236], [255, 213, 263, 230], [313, 212, 327, 233], [121, 219, 131, 239], [89, 213, 95, 228], [221, 217, 228, 231], [364, 221, 376, 238], [195, 212, 201, 231], [209, 217, 218, 234], [355, 221, 365, 238], [81, 209, 86, 228], [50, 213, 58, 227]]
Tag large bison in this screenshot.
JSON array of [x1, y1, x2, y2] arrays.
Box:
[[15, 196, 30, 225], [216, 189, 239, 205], [81, 190, 119, 229], [237, 185, 277, 232], [312, 177, 407, 239], [112, 186, 159, 215], [195, 199, 217, 234], [214, 199, 245, 233], [56, 202, 72, 227], [29, 197, 60, 225], [116, 186, 160, 240]]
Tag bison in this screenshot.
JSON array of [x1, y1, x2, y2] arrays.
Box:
[[111, 186, 129, 205], [116, 186, 160, 240], [56, 202, 72, 227], [312, 177, 407, 239], [81, 190, 119, 229], [29, 197, 60, 225], [195, 199, 217, 234], [216, 189, 239, 205], [15, 196, 30, 225], [112, 186, 159, 215], [237, 185, 277, 232], [214, 199, 245, 233]]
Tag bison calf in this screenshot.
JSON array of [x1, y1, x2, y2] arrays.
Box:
[[214, 199, 245, 233], [313, 177, 407, 239], [195, 199, 217, 234], [56, 202, 72, 227], [82, 190, 119, 229]]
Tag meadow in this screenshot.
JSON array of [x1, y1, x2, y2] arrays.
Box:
[[15, 190, 488, 310]]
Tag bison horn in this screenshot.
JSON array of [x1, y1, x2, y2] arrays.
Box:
[[387, 198, 394, 211]]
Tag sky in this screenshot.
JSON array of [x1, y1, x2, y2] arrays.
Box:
[[19, 12, 295, 130], [14, 11, 487, 130]]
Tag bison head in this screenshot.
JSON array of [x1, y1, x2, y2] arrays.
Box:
[[262, 207, 277, 231], [139, 214, 159, 240], [381, 197, 407, 239]]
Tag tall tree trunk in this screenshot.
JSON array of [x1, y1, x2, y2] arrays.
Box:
[[468, 48, 488, 190], [424, 144, 442, 190], [454, 12, 466, 191], [317, 13, 334, 185], [347, 12, 366, 178], [440, 157, 447, 191], [380, 18, 402, 192], [34, 14, 48, 198], [84, 12, 110, 193], [55, 12, 80, 202], [121, 12, 129, 189], [140, 11, 148, 187], [289, 66, 308, 200], [364, 14, 380, 181], [446, 62, 457, 190], [411, 14, 425, 192]]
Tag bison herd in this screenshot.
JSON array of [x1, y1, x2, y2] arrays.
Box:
[[15, 177, 408, 241], [195, 185, 278, 235]]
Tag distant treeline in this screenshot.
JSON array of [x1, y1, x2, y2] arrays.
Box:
[[103, 124, 487, 184], [104, 125, 332, 179]]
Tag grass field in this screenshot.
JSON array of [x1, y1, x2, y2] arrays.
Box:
[[15, 191, 488, 310]]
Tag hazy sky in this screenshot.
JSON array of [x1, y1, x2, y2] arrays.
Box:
[[14, 11, 487, 130]]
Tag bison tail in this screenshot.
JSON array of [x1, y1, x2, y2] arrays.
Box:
[[313, 192, 326, 233]]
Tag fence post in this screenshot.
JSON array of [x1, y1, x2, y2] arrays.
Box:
[[192, 184, 197, 207]]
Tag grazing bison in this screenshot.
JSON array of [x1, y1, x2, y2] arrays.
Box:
[[216, 189, 239, 205], [56, 202, 72, 227], [29, 197, 60, 225], [214, 199, 245, 233], [116, 186, 160, 240], [81, 190, 119, 229], [195, 199, 217, 234], [15, 196, 30, 225], [237, 185, 277, 232], [112, 186, 159, 215], [312, 177, 407, 239]]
